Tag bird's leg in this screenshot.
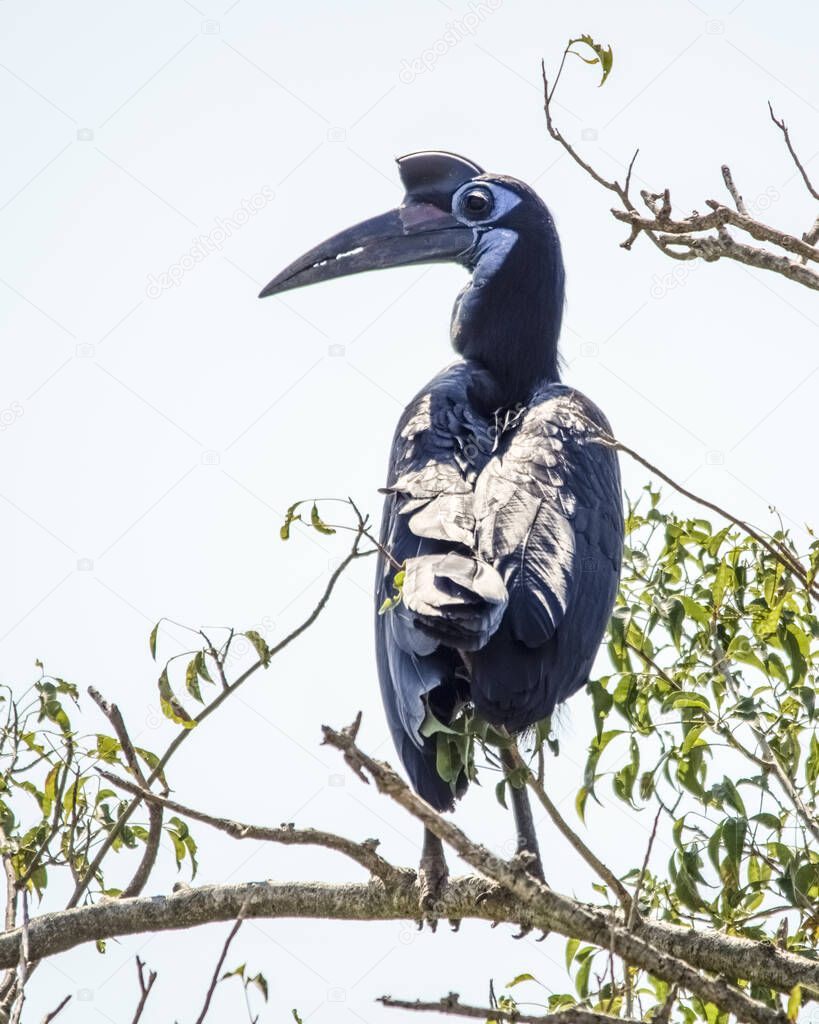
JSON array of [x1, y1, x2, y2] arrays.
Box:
[[501, 748, 544, 882], [474, 750, 545, 937], [418, 827, 449, 927]]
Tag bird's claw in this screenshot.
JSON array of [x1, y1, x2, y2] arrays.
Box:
[[475, 882, 505, 906], [417, 856, 448, 932]]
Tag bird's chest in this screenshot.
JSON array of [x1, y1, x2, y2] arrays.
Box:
[[444, 402, 527, 481]]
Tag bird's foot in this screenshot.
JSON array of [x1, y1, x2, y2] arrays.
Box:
[[417, 854, 449, 932], [475, 851, 548, 936], [475, 850, 544, 904], [417, 828, 450, 932]]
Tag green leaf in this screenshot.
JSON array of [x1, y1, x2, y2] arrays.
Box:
[[568, 34, 614, 86], [588, 678, 613, 739], [574, 953, 593, 998], [436, 736, 457, 784], [149, 621, 160, 661], [679, 596, 711, 625], [723, 816, 747, 878], [419, 709, 460, 738], [575, 786, 589, 823], [788, 985, 802, 1022], [157, 668, 195, 729], [807, 733, 819, 787], [310, 503, 336, 535], [280, 501, 303, 541], [248, 972, 269, 1001], [506, 973, 536, 988], [245, 630, 271, 667], [681, 723, 707, 754], [565, 937, 580, 972], [185, 658, 203, 703], [195, 650, 213, 685]]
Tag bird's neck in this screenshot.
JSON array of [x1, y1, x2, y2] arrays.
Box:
[[450, 227, 565, 407]]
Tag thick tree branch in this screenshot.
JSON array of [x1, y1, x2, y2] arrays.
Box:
[[97, 768, 409, 886], [0, 875, 817, 1000], [323, 722, 792, 1024]]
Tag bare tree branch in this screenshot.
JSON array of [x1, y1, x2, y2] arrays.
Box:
[[131, 957, 157, 1024], [194, 910, 246, 1024], [88, 688, 165, 900], [97, 768, 409, 886], [598, 432, 818, 600], [8, 891, 29, 1024], [40, 993, 71, 1023], [768, 103, 819, 202], [0, 873, 814, 1001], [379, 992, 640, 1024], [543, 55, 819, 290]]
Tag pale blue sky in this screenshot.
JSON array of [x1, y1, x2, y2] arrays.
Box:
[[2, 0, 818, 1020]]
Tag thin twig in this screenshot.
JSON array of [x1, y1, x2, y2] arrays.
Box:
[[605, 434, 818, 599], [131, 956, 157, 1024], [96, 768, 407, 886], [768, 103, 819, 201], [87, 688, 164, 899], [194, 906, 248, 1024], [8, 890, 29, 1024], [506, 741, 631, 910], [654, 984, 679, 1024], [542, 51, 819, 290], [380, 993, 641, 1024], [40, 994, 72, 1023], [3, 856, 17, 930]]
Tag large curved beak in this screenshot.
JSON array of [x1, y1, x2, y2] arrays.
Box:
[[258, 203, 475, 298]]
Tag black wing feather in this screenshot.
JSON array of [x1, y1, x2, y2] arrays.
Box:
[[374, 364, 623, 806]]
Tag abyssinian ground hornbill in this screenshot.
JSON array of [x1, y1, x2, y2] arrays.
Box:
[[260, 151, 623, 912]]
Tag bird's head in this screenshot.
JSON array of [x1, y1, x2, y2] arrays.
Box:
[[260, 151, 565, 398]]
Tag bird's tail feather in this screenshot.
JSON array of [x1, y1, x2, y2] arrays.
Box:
[[401, 551, 507, 651]]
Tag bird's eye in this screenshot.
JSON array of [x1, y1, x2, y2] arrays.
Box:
[[460, 188, 493, 220]]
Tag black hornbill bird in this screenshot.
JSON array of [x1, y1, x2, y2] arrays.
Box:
[[260, 151, 623, 909]]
